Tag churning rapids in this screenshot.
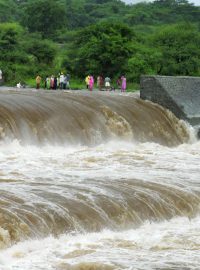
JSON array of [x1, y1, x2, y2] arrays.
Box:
[[0, 89, 200, 270]]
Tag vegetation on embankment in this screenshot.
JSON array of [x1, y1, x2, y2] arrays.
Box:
[[0, 0, 200, 89]]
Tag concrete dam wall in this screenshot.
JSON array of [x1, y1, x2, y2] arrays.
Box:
[[140, 75, 200, 130]]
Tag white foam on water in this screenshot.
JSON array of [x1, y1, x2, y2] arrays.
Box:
[[0, 215, 200, 270], [0, 138, 200, 269]]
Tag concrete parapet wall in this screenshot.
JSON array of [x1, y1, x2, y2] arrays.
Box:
[[140, 75, 200, 126]]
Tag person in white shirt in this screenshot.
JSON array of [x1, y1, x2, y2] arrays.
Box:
[[17, 82, 21, 88], [60, 73, 64, 89]]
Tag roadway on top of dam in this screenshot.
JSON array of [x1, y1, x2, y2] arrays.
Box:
[[0, 86, 140, 98]]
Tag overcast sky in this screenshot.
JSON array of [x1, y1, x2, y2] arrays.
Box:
[[123, 0, 200, 5]]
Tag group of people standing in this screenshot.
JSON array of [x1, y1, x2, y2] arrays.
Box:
[[85, 75, 127, 92], [36, 73, 70, 90], [85, 75, 94, 91], [35, 73, 126, 91]]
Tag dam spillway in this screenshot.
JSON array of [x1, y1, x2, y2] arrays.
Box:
[[0, 88, 200, 270], [0, 88, 190, 146]]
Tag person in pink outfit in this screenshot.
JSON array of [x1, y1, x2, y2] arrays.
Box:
[[50, 75, 54, 89], [89, 75, 94, 91], [121, 75, 127, 92]]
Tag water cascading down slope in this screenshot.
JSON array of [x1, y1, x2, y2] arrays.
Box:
[[0, 90, 190, 146], [1, 90, 198, 249]]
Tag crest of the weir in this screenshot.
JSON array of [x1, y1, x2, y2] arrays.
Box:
[[140, 75, 200, 126]]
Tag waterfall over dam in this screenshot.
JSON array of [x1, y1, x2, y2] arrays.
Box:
[[0, 89, 199, 270], [0, 89, 190, 146]]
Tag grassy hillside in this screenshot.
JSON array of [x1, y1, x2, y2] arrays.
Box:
[[0, 0, 199, 88]]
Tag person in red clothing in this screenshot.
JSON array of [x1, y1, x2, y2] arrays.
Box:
[[97, 75, 104, 91]]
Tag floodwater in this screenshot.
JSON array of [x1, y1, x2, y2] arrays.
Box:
[[0, 90, 199, 270]]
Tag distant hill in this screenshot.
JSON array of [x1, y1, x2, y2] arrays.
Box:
[[0, 0, 200, 85]]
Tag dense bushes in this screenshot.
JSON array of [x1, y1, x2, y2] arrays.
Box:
[[0, 0, 199, 86]]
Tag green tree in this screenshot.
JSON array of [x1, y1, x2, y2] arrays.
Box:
[[22, 0, 67, 38], [24, 34, 57, 65], [66, 21, 135, 78], [0, 23, 30, 82], [127, 43, 163, 81], [0, 23, 57, 83], [0, 0, 17, 23], [125, 0, 199, 26], [152, 23, 200, 76]]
